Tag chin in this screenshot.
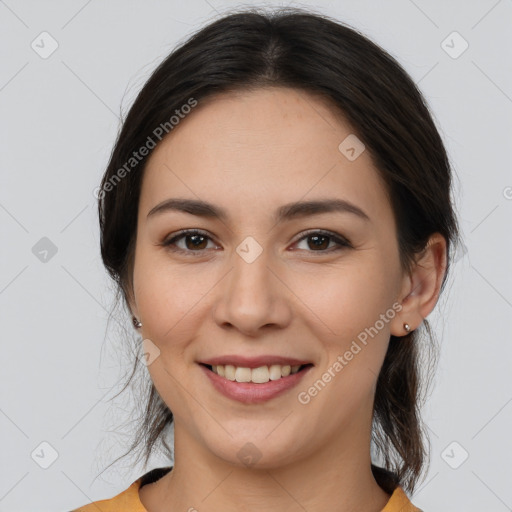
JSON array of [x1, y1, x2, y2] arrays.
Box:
[[203, 433, 307, 471]]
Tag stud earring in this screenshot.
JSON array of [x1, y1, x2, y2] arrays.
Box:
[[132, 316, 142, 328], [403, 322, 411, 333]]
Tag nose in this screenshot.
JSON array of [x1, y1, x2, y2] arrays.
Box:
[[212, 248, 293, 337]]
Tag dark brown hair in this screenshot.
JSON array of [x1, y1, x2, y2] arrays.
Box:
[[98, 7, 461, 494]]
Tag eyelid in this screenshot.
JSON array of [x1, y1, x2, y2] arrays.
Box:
[[161, 228, 352, 255], [291, 228, 352, 249], [162, 229, 219, 253]]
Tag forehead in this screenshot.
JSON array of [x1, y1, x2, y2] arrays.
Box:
[[139, 87, 391, 224]]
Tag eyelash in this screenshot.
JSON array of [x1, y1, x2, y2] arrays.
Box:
[[161, 228, 352, 256]]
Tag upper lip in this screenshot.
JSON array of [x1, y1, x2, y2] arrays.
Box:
[[199, 355, 312, 369]]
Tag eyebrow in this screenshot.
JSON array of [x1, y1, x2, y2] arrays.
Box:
[[146, 197, 370, 223]]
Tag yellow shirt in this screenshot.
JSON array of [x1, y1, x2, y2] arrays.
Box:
[[71, 467, 422, 512]]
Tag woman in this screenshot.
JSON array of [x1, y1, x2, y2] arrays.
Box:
[[73, 7, 460, 512]]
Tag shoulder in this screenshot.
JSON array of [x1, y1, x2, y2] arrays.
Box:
[[372, 465, 422, 512], [382, 486, 423, 512], [70, 479, 145, 512], [70, 467, 173, 512]]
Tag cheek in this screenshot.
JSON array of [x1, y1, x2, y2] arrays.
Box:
[[307, 261, 395, 335], [132, 249, 207, 347], [303, 259, 398, 400], [297, 267, 394, 423]]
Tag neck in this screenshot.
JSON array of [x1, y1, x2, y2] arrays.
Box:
[[140, 421, 392, 512]]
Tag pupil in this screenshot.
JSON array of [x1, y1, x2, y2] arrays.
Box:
[[187, 235, 207, 250], [309, 235, 328, 250]]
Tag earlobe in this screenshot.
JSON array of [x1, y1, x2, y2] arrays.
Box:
[[391, 233, 448, 336]]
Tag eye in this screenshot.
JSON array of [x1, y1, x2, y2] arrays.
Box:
[[292, 229, 352, 253], [161, 229, 218, 255], [161, 228, 352, 256]]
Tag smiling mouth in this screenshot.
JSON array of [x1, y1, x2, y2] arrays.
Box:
[[200, 363, 313, 384]]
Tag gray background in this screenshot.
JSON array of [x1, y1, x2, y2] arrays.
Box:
[[1, 0, 511, 510]]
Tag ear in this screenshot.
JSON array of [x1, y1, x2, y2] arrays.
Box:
[[124, 281, 140, 325], [128, 298, 139, 321], [391, 233, 448, 336]]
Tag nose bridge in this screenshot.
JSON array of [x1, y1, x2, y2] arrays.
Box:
[[229, 242, 275, 309]]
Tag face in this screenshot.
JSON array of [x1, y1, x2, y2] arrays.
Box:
[[130, 87, 408, 469]]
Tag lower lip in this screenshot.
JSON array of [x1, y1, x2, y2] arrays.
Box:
[[199, 364, 313, 404]]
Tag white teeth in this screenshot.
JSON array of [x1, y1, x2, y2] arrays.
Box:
[[269, 364, 282, 381], [224, 364, 236, 381], [210, 363, 304, 383], [235, 367, 251, 382], [251, 366, 269, 383]]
